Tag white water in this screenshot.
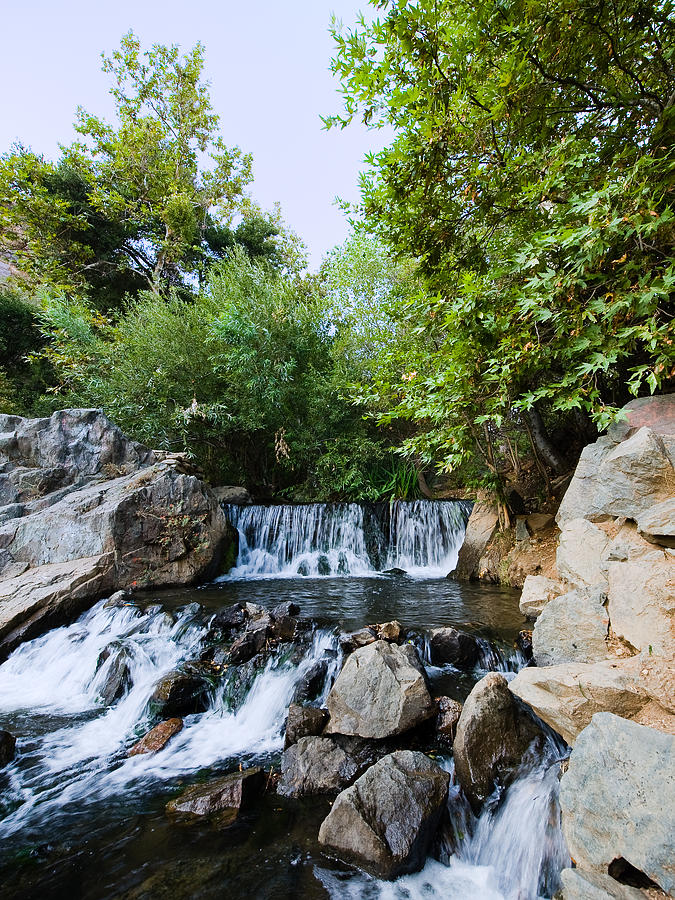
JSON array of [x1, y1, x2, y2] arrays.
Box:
[[0, 599, 339, 842], [223, 500, 470, 578], [317, 747, 569, 900]]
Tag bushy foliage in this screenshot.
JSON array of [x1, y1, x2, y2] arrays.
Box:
[[327, 0, 675, 492]]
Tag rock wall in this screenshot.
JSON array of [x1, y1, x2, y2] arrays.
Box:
[[0, 409, 232, 659], [506, 395, 675, 898]]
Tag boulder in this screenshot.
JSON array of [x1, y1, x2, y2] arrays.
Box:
[[318, 750, 450, 880], [557, 519, 610, 588], [228, 622, 270, 664], [607, 556, 675, 656], [0, 729, 16, 768], [166, 767, 264, 826], [284, 703, 329, 748], [212, 485, 252, 505], [0, 410, 233, 657], [435, 696, 462, 746], [129, 718, 183, 756], [339, 627, 377, 654], [560, 868, 646, 900], [428, 626, 479, 669], [149, 670, 211, 718], [509, 659, 649, 745], [290, 655, 333, 704], [210, 603, 248, 632], [516, 629, 533, 660], [278, 735, 378, 798], [557, 423, 675, 526], [637, 498, 675, 547], [450, 499, 498, 580], [526, 513, 555, 533], [96, 643, 134, 705], [560, 713, 675, 895], [324, 641, 435, 739], [0, 555, 114, 661], [453, 672, 544, 812], [272, 601, 300, 619], [532, 588, 609, 667], [376, 620, 402, 642], [519, 575, 565, 618]]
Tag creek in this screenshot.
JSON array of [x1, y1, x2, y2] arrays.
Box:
[[0, 500, 568, 899]]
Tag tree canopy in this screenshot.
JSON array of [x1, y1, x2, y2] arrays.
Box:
[[327, 0, 675, 496]]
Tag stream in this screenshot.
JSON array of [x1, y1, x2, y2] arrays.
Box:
[[0, 500, 569, 899]]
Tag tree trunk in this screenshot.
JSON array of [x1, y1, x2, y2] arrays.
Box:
[[525, 405, 567, 474]]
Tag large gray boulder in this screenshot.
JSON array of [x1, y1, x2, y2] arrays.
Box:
[[637, 498, 675, 546], [509, 659, 649, 746], [560, 713, 675, 895], [277, 735, 380, 798], [557, 423, 675, 527], [532, 588, 609, 667], [0, 410, 232, 658], [557, 519, 610, 588], [318, 750, 450, 879], [453, 672, 543, 812], [324, 640, 435, 739]]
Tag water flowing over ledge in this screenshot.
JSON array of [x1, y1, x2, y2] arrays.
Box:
[[222, 499, 472, 579]]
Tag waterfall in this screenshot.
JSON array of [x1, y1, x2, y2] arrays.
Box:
[[316, 742, 569, 900], [223, 499, 471, 578]]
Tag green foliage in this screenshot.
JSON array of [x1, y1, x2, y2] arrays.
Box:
[[0, 290, 53, 413], [328, 0, 675, 482], [0, 33, 259, 307]]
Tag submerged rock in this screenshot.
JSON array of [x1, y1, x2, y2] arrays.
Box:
[[166, 767, 264, 826], [284, 703, 329, 748], [0, 730, 16, 768], [318, 750, 450, 879], [453, 672, 544, 812], [428, 626, 479, 669], [129, 718, 183, 756], [324, 640, 435, 739], [560, 712, 675, 895], [149, 670, 210, 718]]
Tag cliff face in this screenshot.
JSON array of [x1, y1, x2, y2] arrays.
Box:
[[508, 395, 675, 898], [0, 409, 232, 659]]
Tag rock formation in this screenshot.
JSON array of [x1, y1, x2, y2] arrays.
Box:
[[0, 409, 233, 659]]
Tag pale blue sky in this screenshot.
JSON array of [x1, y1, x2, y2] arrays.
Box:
[[0, 1, 391, 269]]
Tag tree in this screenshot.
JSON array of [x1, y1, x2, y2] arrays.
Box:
[[0, 32, 253, 305], [327, 0, 675, 491]]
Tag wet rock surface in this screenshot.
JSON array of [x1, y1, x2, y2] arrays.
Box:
[[428, 626, 479, 668], [278, 735, 381, 798], [283, 703, 329, 748], [454, 672, 544, 812], [318, 750, 450, 879], [129, 718, 184, 756], [435, 696, 462, 746], [0, 729, 16, 768], [166, 767, 264, 826], [149, 670, 211, 719], [324, 640, 435, 739]]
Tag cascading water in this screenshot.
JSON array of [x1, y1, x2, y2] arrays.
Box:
[[223, 499, 471, 578], [0, 498, 565, 899], [0, 599, 340, 846]]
